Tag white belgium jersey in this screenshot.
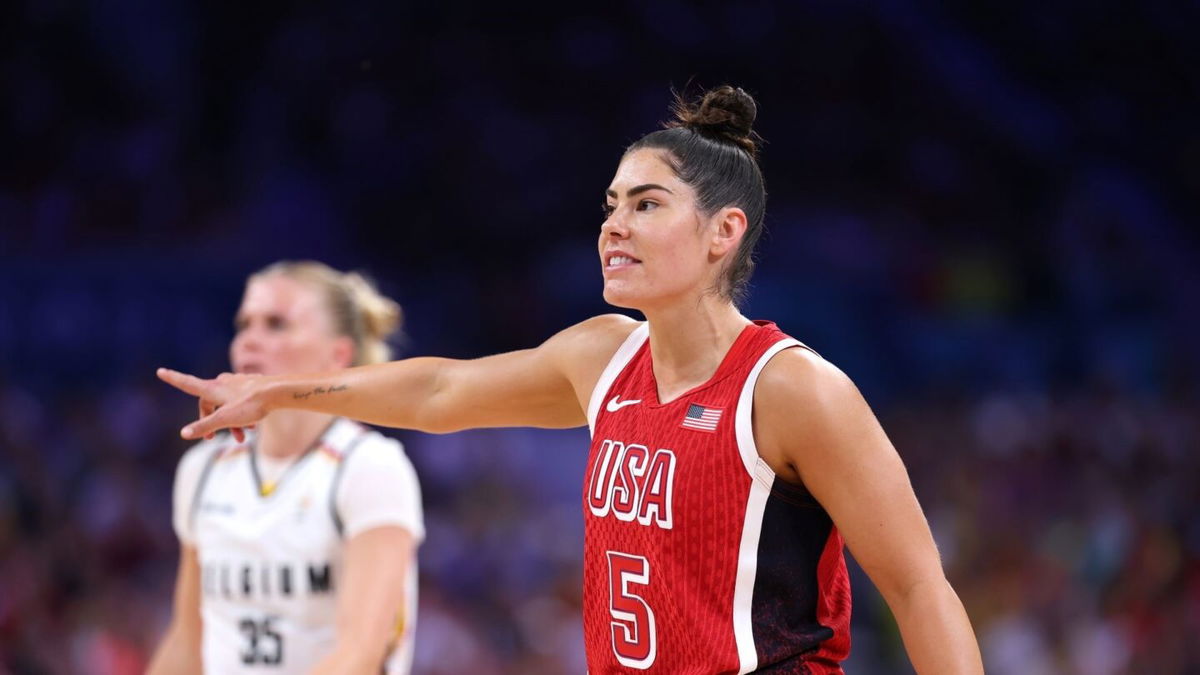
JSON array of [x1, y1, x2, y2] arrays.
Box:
[[172, 418, 424, 675]]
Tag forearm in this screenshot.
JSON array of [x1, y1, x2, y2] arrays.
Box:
[[146, 625, 202, 675], [313, 605, 399, 674], [311, 583, 407, 673], [308, 528, 414, 675], [266, 357, 449, 432], [165, 334, 589, 439], [259, 350, 582, 433], [150, 546, 203, 675], [888, 577, 983, 674], [308, 645, 387, 675]]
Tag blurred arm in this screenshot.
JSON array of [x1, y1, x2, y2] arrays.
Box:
[[159, 314, 636, 440], [754, 349, 983, 674], [146, 544, 203, 675], [308, 526, 415, 675]]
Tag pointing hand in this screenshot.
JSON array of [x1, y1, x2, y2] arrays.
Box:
[[157, 368, 272, 442]]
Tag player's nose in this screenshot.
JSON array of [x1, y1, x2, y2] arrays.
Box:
[[601, 212, 630, 239]]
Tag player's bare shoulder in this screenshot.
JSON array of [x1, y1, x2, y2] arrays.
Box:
[[541, 313, 641, 401], [757, 347, 858, 410], [752, 346, 865, 483], [543, 313, 639, 364]]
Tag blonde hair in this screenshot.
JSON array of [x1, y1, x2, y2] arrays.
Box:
[[251, 260, 402, 366]]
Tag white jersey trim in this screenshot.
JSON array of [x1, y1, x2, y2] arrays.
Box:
[[734, 460, 775, 673], [733, 338, 804, 479], [586, 322, 650, 437], [731, 337, 804, 673], [173, 436, 236, 545]]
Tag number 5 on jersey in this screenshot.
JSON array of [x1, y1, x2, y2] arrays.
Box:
[[607, 551, 657, 669]]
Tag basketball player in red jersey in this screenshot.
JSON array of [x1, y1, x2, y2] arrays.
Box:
[[159, 86, 984, 673]]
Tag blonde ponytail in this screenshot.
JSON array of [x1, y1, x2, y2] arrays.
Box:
[[341, 270, 402, 365], [251, 261, 402, 366]]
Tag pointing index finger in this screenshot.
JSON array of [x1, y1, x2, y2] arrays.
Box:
[[157, 367, 209, 397]]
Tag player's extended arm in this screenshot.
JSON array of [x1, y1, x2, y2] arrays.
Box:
[[754, 350, 983, 674], [158, 315, 636, 440], [146, 544, 203, 675], [308, 526, 416, 675]]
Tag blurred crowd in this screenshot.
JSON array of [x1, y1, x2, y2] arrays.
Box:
[[3, 0, 1199, 673]]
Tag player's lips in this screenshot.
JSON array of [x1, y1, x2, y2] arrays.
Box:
[[235, 363, 264, 374], [603, 251, 642, 270]]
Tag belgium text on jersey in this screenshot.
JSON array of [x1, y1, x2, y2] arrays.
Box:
[[202, 560, 334, 600], [587, 439, 676, 529]]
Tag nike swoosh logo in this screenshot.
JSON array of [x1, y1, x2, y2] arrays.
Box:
[[606, 395, 642, 412]]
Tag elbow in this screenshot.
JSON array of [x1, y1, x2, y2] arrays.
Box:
[[410, 367, 463, 434], [408, 391, 453, 432], [888, 574, 954, 613], [416, 414, 464, 435], [413, 385, 459, 434]]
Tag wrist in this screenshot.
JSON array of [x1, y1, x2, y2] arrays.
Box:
[[259, 374, 295, 412]]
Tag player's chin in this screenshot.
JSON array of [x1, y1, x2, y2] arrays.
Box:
[[601, 283, 645, 310]]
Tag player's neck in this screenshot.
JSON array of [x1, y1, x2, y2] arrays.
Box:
[[256, 410, 337, 460], [642, 297, 750, 404]]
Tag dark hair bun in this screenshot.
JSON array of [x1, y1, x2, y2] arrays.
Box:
[[671, 85, 760, 157]]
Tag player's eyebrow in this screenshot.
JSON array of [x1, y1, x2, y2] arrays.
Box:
[[605, 183, 675, 199]]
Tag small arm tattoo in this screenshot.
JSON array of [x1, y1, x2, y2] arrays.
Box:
[[292, 384, 349, 400]]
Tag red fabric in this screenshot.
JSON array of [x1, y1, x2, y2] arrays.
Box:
[[806, 529, 852, 672], [582, 321, 849, 673]]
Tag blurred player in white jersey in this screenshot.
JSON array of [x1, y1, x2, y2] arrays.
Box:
[[148, 261, 424, 675]]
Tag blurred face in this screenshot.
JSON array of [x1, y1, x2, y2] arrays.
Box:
[[599, 149, 717, 310], [230, 275, 350, 376]]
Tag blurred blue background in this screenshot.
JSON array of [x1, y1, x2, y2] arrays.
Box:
[[1, 1, 1198, 673]]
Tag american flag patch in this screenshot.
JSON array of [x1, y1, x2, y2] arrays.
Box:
[[681, 403, 723, 432]]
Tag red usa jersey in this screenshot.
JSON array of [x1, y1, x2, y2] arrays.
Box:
[[582, 321, 851, 674]]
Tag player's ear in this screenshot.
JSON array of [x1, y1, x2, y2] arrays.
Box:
[[709, 207, 747, 258]]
